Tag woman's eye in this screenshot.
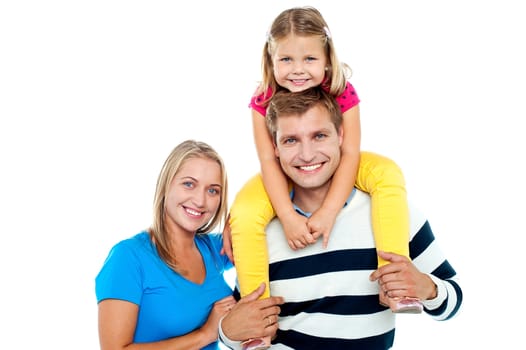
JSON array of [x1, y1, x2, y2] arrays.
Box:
[[182, 181, 194, 188], [208, 188, 219, 195]]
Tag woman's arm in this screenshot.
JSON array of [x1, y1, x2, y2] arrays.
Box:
[[98, 297, 231, 350]]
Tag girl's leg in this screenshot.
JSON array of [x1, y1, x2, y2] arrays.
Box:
[[230, 173, 276, 349], [355, 151, 423, 313]]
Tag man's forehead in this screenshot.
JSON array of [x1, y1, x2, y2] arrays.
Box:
[[276, 106, 333, 131]]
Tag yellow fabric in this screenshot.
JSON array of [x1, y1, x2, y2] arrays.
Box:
[[230, 151, 409, 298], [230, 173, 275, 298], [355, 151, 410, 266]]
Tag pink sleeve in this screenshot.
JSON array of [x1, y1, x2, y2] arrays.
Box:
[[249, 87, 274, 117], [335, 81, 360, 113], [249, 93, 267, 117]]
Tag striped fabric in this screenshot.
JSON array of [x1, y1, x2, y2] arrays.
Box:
[[265, 189, 462, 349]]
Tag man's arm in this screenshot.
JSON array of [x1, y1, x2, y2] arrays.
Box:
[[219, 284, 284, 348], [370, 217, 463, 321]]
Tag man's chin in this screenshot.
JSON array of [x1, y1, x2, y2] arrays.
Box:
[[290, 177, 330, 191]]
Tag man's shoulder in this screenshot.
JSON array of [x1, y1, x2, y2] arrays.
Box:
[[350, 189, 428, 233]]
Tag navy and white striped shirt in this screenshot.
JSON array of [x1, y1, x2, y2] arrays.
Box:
[[265, 189, 462, 349], [220, 189, 462, 349]]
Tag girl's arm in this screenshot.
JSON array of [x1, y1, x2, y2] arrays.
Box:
[[252, 109, 314, 249], [308, 105, 361, 247]]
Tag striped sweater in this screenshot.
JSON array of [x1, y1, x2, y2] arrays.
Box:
[[221, 189, 462, 349]]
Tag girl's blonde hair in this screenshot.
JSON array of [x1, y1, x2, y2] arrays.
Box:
[[258, 6, 351, 106], [149, 140, 228, 270]]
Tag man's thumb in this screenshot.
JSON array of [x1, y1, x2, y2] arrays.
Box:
[[240, 283, 266, 303]]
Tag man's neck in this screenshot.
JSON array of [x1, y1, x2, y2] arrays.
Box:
[[291, 184, 330, 215]]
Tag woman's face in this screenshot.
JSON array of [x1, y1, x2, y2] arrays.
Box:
[[164, 157, 222, 235]]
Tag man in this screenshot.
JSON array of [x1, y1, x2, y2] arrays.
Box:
[[221, 87, 462, 349]]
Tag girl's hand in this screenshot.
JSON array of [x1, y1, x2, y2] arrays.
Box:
[[221, 214, 235, 264], [282, 211, 315, 249], [201, 295, 237, 343], [307, 206, 337, 248]]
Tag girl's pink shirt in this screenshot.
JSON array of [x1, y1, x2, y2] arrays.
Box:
[[249, 81, 360, 116]]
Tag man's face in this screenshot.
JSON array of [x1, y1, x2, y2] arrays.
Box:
[[274, 104, 343, 191]]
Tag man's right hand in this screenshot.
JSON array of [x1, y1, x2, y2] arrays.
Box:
[[221, 283, 284, 342]]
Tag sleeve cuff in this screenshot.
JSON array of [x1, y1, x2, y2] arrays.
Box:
[[218, 316, 243, 350], [421, 274, 448, 310]]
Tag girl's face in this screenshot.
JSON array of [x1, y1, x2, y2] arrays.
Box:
[[271, 34, 328, 92], [164, 157, 222, 235]]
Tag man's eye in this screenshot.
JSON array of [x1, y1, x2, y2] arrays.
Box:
[[315, 133, 327, 140], [284, 138, 296, 144]]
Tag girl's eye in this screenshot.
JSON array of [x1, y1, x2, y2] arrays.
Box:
[[280, 57, 291, 62], [306, 57, 316, 62]]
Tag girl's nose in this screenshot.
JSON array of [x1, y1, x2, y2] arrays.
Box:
[[292, 61, 304, 74]]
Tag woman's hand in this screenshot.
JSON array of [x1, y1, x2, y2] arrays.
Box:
[[200, 295, 237, 343]]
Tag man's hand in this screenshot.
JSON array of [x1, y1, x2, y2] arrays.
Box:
[[221, 283, 284, 342], [369, 251, 437, 301]]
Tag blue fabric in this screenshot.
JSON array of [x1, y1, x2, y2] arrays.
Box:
[[96, 231, 233, 349]]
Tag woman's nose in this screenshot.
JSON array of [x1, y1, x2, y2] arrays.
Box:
[[191, 189, 206, 208]]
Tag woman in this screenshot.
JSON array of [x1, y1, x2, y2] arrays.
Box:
[[95, 140, 282, 350]]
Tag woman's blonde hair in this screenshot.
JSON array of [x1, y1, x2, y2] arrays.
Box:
[[149, 140, 228, 270], [257, 6, 351, 107]]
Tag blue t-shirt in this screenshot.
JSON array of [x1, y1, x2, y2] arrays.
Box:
[[95, 231, 234, 349]]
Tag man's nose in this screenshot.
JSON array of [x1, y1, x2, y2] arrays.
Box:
[[299, 142, 315, 162]]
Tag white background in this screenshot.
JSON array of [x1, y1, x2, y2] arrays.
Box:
[[1, 1, 524, 348]]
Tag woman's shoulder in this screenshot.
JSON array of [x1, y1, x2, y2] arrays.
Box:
[[109, 231, 152, 254]]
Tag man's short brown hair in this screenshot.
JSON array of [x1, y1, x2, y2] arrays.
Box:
[[266, 87, 343, 141]]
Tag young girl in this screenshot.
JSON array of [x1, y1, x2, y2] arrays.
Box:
[[228, 7, 422, 348]]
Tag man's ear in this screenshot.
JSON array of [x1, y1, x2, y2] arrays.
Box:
[[274, 142, 279, 158], [338, 126, 344, 146]]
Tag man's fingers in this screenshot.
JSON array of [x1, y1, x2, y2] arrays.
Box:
[[240, 283, 266, 303]]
